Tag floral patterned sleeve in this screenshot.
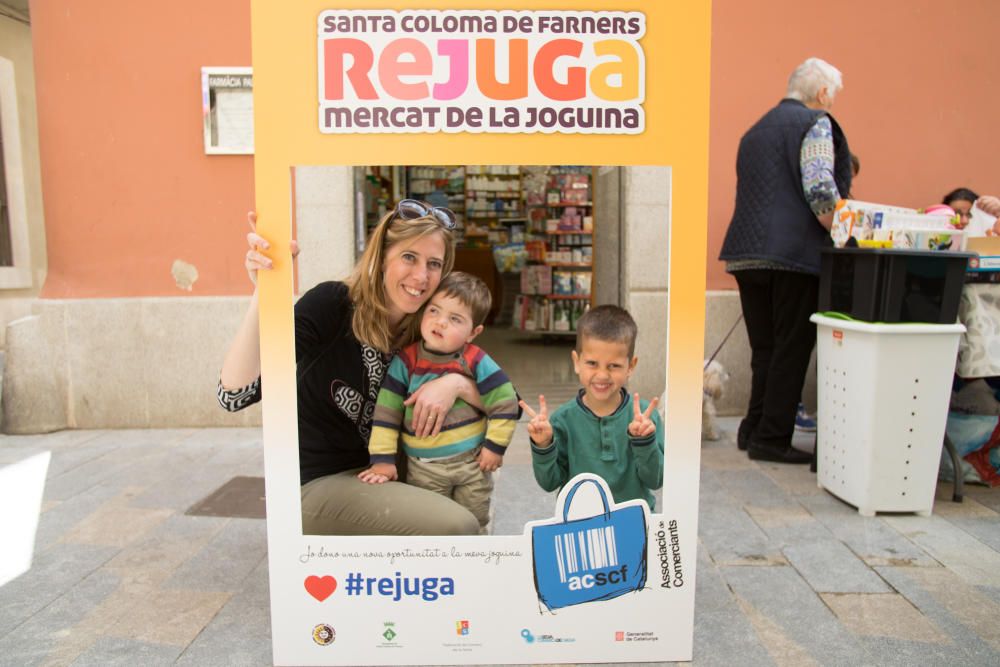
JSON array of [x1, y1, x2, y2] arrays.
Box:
[[800, 115, 841, 218], [217, 377, 262, 412]]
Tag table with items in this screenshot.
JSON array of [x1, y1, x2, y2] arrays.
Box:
[[945, 273, 1000, 491]]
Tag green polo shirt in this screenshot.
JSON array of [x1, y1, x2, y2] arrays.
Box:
[[530, 389, 664, 510]]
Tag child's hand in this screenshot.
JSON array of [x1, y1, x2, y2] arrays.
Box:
[[357, 462, 398, 484], [628, 393, 659, 438], [477, 447, 504, 472], [519, 395, 553, 446]]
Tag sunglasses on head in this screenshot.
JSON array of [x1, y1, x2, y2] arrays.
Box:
[[393, 199, 457, 230]]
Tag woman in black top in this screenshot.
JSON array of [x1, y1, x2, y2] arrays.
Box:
[[219, 202, 482, 535]]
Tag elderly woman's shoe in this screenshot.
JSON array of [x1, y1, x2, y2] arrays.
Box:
[[747, 441, 811, 464]]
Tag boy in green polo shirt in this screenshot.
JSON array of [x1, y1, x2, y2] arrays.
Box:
[[520, 305, 664, 510]]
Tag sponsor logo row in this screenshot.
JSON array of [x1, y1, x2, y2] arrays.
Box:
[[313, 619, 474, 647], [312, 620, 657, 647]]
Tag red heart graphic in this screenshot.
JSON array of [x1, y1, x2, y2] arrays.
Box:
[[304, 575, 337, 602]]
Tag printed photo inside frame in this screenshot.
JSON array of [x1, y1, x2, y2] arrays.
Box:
[[251, 2, 710, 665]]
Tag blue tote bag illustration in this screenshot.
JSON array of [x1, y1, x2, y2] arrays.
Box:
[[531, 475, 648, 611]]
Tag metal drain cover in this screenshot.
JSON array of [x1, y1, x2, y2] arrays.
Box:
[[185, 476, 266, 519]]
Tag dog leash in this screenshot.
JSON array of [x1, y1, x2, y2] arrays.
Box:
[[704, 314, 744, 370]]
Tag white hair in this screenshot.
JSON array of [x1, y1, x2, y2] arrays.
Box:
[[786, 57, 842, 104]]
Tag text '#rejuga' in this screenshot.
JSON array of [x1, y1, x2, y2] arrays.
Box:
[[343, 571, 456, 602]]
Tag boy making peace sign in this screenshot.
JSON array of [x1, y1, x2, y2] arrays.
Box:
[[520, 306, 664, 510]]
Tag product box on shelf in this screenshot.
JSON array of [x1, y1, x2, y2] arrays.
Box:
[[520, 265, 552, 295], [513, 296, 592, 334], [552, 270, 574, 295], [533, 298, 551, 331], [552, 302, 572, 331], [559, 215, 582, 230], [492, 243, 527, 273], [513, 295, 526, 330], [546, 250, 571, 263], [525, 240, 546, 262], [523, 297, 537, 331], [558, 207, 582, 230], [514, 295, 551, 332]]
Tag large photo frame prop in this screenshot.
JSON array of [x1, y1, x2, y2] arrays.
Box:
[[252, 2, 710, 664]]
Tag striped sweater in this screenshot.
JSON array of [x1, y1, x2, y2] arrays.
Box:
[[368, 342, 519, 463]]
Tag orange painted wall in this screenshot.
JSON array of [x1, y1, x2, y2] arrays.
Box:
[[29, 1, 1000, 296], [31, 0, 253, 297], [708, 0, 1000, 289]]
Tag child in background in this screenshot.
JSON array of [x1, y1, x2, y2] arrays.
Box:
[[520, 305, 664, 510], [358, 272, 519, 530]]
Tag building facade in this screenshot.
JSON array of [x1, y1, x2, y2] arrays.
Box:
[[2, 1, 999, 430]]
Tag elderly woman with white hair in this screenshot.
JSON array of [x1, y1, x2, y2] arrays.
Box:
[[719, 57, 853, 464]]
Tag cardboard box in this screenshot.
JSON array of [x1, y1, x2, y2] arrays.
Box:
[[966, 237, 1000, 272], [966, 236, 1000, 255], [832, 199, 916, 247]]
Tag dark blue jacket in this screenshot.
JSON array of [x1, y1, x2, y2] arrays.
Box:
[[720, 98, 852, 275]]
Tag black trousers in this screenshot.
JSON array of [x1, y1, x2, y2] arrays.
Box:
[[734, 269, 818, 449]]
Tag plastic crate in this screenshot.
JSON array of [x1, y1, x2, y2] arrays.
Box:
[[812, 314, 964, 516], [818, 247, 972, 323]]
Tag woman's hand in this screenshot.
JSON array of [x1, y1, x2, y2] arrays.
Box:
[[220, 211, 300, 390], [976, 195, 1000, 218], [404, 374, 477, 437], [357, 462, 398, 484], [245, 211, 300, 286]]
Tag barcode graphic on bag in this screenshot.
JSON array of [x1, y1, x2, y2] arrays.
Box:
[[553, 526, 618, 582]]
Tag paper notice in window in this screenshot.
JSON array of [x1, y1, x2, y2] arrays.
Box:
[[214, 88, 254, 151]]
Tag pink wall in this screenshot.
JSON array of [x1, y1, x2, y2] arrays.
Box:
[[29, 1, 1000, 296], [31, 0, 253, 297], [708, 0, 1000, 289]]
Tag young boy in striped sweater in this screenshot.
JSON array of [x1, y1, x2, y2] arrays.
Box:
[[358, 272, 519, 529]]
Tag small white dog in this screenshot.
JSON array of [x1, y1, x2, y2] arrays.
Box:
[[702, 360, 729, 441]]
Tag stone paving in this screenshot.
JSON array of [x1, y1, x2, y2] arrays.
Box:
[[2, 416, 1000, 665]]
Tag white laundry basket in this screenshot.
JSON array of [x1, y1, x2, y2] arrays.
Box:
[[811, 314, 965, 516]]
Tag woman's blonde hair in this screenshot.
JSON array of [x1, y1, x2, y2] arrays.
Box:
[[346, 210, 456, 353]]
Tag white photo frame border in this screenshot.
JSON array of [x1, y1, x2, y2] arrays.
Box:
[[250, 2, 711, 664]]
